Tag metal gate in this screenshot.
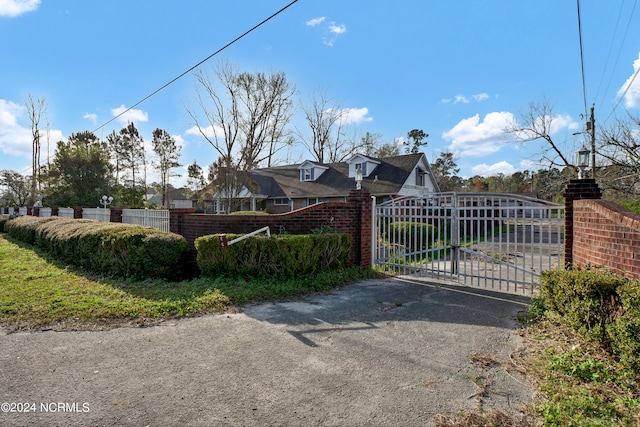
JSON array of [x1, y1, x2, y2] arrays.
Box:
[[373, 193, 565, 294]]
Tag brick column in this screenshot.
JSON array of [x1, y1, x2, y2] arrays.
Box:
[[73, 207, 83, 219], [110, 207, 123, 223], [169, 208, 196, 235], [51, 207, 59, 216], [347, 189, 373, 268], [563, 178, 602, 268]]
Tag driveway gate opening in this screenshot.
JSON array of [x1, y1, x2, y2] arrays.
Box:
[[374, 193, 564, 294]]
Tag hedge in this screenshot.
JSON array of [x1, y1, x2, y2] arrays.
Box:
[[382, 221, 438, 251], [196, 233, 351, 279], [607, 280, 640, 370], [4, 216, 188, 280], [541, 269, 640, 372]]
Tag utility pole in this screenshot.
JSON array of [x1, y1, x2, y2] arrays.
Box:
[[589, 104, 595, 179]]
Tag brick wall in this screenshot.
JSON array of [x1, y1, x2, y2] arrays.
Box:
[[171, 189, 373, 273], [573, 199, 640, 279]]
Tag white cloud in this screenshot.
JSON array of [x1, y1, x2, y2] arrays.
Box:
[[442, 111, 515, 157], [0, 0, 40, 17], [0, 98, 64, 166], [519, 159, 544, 171], [334, 107, 373, 125], [473, 93, 490, 102], [0, 99, 31, 157], [329, 23, 346, 34], [454, 95, 469, 104], [173, 134, 186, 149], [110, 105, 148, 124], [471, 161, 517, 177], [306, 16, 346, 47], [83, 112, 97, 125], [185, 125, 223, 139], [305, 17, 325, 27], [617, 52, 640, 108]]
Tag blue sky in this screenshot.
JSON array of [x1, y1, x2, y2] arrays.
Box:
[[1, 0, 639, 187]]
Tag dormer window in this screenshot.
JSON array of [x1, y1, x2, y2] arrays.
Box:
[[298, 161, 328, 182], [301, 167, 314, 181], [355, 162, 367, 176], [347, 154, 380, 179]]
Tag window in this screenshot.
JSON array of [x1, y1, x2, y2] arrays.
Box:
[[271, 198, 289, 206], [355, 162, 367, 176], [307, 197, 321, 205], [415, 167, 427, 187], [300, 167, 314, 181]]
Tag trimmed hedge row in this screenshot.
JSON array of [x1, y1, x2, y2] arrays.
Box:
[[542, 269, 640, 371], [196, 233, 351, 279], [4, 216, 188, 280]]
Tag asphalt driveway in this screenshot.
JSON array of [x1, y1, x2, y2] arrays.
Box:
[[0, 276, 534, 426]]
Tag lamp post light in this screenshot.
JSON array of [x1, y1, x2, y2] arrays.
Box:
[[355, 167, 363, 190], [100, 195, 113, 209], [576, 145, 590, 179]]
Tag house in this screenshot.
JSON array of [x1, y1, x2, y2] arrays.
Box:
[[195, 153, 440, 214], [146, 185, 193, 209]]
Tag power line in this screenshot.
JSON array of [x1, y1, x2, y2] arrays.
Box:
[[596, 0, 637, 128], [576, 0, 589, 119], [15, 1, 300, 178], [92, 0, 300, 134]]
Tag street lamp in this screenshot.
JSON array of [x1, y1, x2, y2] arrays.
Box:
[[576, 145, 590, 179], [100, 195, 113, 208]]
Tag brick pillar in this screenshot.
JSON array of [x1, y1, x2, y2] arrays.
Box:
[[563, 178, 602, 268], [73, 207, 83, 219], [51, 207, 59, 216], [347, 189, 373, 268], [27, 206, 33, 216], [32, 207, 40, 217], [170, 208, 196, 235], [110, 207, 123, 223]]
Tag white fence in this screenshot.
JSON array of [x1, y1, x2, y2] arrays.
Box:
[[122, 209, 170, 232], [38, 207, 52, 217], [82, 208, 111, 222], [18, 207, 27, 216], [57, 208, 75, 218]]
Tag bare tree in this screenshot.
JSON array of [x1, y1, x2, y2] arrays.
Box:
[[598, 115, 640, 196], [507, 97, 576, 173], [299, 90, 356, 163], [24, 94, 47, 202], [185, 62, 295, 211]]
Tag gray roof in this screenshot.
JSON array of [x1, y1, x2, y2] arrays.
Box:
[[250, 153, 426, 199]]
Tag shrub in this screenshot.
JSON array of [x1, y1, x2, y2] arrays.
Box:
[[607, 280, 640, 370], [5, 216, 60, 244], [382, 221, 437, 251], [196, 233, 351, 279], [8, 216, 188, 280], [541, 269, 626, 343]]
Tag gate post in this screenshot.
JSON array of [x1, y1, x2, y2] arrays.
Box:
[[562, 178, 601, 268], [450, 193, 460, 275], [347, 189, 372, 268]]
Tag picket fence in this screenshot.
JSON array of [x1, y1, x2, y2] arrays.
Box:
[[122, 209, 170, 232]]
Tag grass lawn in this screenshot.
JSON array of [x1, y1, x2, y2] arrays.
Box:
[[0, 234, 370, 332]]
